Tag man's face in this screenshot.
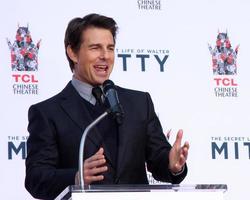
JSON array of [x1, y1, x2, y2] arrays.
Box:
[[71, 27, 115, 85]]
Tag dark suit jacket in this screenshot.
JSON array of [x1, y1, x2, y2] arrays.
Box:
[[25, 81, 187, 199]]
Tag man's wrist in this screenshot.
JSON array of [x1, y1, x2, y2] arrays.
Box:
[[171, 165, 185, 176]]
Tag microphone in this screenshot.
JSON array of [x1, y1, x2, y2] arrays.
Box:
[[78, 80, 124, 189], [103, 80, 124, 125]]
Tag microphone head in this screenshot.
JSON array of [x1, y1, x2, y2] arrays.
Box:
[[102, 79, 124, 125], [103, 79, 115, 94]]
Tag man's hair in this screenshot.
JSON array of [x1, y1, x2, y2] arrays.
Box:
[[64, 13, 118, 72]]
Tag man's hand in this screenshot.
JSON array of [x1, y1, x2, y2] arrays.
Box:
[[168, 130, 189, 174], [75, 147, 108, 185]]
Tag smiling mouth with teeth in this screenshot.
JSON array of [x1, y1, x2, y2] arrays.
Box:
[[94, 65, 108, 73]]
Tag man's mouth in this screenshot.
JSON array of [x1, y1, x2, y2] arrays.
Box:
[[94, 65, 108, 74]]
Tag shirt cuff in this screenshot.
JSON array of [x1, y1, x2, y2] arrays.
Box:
[[171, 165, 185, 176]]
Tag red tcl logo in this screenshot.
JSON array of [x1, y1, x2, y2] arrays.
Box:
[[12, 74, 38, 83], [214, 78, 237, 86]]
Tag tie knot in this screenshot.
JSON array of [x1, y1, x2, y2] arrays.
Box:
[[92, 86, 103, 105]]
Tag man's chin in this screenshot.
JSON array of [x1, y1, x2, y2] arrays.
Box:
[[93, 78, 109, 86]]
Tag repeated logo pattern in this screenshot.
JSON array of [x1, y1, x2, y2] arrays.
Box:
[[7, 25, 41, 71], [208, 32, 239, 75]]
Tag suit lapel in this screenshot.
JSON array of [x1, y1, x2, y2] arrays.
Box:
[[59, 82, 114, 166]]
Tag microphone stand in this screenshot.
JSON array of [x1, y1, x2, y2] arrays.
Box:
[[78, 109, 111, 190]]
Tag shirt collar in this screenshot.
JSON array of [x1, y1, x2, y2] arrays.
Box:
[[71, 76, 96, 105]]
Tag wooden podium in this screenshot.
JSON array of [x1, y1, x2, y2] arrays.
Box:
[[55, 184, 227, 200]]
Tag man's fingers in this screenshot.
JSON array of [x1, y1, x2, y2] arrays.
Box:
[[85, 150, 105, 163], [84, 164, 108, 185], [182, 147, 188, 157], [83, 147, 108, 185], [96, 147, 104, 155], [175, 155, 185, 168], [85, 165, 108, 176], [173, 129, 183, 147], [85, 175, 104, 184], [85, 158, 106, 169], [184, 141, 190, 150], [181, 142, 189, 159], [87, 147, 104, 160], [87, 154, 104, 161]]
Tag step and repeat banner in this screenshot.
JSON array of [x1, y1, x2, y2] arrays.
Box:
[[1, 0, 249, 199]]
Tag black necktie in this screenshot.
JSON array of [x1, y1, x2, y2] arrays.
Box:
[[92, 86, 103, 105]]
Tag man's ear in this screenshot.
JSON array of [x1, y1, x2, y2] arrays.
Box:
[[66, 45, 78, 64]]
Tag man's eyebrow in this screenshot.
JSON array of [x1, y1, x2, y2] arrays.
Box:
[[88, 43, 115, 48], [107, 44, 115, 48], [88, 43, 101, 47]]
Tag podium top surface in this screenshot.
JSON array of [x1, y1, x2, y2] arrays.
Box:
[[56, 184, 227, 200], [76, 184, 227, 192]]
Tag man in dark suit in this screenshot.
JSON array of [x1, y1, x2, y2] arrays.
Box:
[[25, 13, 189, 200]]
